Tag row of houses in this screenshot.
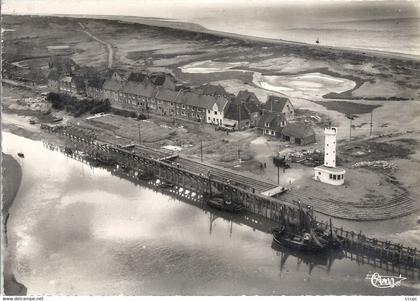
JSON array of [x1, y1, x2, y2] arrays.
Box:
[[47, 67, 315, 145]]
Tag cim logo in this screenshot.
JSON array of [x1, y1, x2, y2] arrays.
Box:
[[365, 273, 407, 288]]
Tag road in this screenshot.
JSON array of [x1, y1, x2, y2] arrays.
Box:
[[78, 22, 113, 68]]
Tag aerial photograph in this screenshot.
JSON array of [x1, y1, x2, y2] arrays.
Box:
[[1, 0, 420, 297]]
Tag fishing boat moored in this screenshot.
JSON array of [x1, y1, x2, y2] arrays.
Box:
[[272, 226, 327, 252], [206, 197, 244, 213]]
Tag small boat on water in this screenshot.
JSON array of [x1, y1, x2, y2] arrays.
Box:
[[272, 226, 327, 252], [160, 182, 174, 189], [17, 152, 24, 158], [206, 197, 244, 213], [138, 173, 155, 181]]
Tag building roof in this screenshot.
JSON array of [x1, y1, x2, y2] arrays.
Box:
[[257, 111, 286, 131], [127, 72, 149, 83], [155, 88, 180, 102], [71, 76, 85, 89], [281, 122, 315, 138], [150, 73, 175, 86], [244, 101, 260, 114], [263, 95, 291, 113], [314, 165, 346, 174], [47, 70, 60, 80], [87, 77, 106, 89], [197, 84, 232, 98], [122, 81, 157, 98], [237, 90, 259, 103], [61, 76, 72, 83], [103, 79, 123, 91], [224, 99, 251, 121], [174, 92, 229, 111]]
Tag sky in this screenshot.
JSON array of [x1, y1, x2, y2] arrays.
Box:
[[3, 0, 420, 18]]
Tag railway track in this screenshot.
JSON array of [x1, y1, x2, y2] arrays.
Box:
[[130, 143, 277, 192]]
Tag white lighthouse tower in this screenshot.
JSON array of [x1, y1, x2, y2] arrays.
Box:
[[314, 127, 345, 185]]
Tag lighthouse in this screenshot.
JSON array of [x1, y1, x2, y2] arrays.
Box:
[[313, 127, 345, 185]]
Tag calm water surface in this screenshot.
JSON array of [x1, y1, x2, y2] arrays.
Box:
[[3, 132, 420, 295]]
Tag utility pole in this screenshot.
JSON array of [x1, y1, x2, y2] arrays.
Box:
[[346, 114, 354, 142], [238, 100, 241, 131], [237, 146, 241, 163], [200, 140, 203, 162], [370, 110, 373, 136], [277, 166, 280, 185], [138, 122, 142, 144]]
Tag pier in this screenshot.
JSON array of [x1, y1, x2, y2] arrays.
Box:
[[43, 124, 420, 275]]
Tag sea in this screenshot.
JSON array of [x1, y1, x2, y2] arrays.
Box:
[[181, 3, 420, 57]]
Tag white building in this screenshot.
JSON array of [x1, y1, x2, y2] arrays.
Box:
[[205, 98, 227, 125], [314, 127, 346, 185]]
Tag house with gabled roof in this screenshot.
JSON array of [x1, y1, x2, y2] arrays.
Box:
[[223, 99, 251, 130], [196, 84, 233, 98], [281, 122, 316, 145], [86, 77, 106, 100], [47, 70, 61, 92], [102, 79, 124, 103], [127, 71, 148, 83], [257, 111, 287, 138], [150, 73, 176, 90], [262, 95, 295, 120]]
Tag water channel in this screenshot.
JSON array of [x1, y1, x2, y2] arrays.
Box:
[[3, 132, 419, 295]]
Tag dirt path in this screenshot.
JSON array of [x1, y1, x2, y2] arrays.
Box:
[[78, 22, 113, 68]]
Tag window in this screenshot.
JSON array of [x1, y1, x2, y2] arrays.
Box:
[[318, 172, 321, 175], [208, 110, 210, 114], [265, 122, 269, 127], [271, 130, 275, 135], [213, 118, 215, 122], [192, 113, 195, 117], [181, 110, 186, 116], [333, 175, 337, 180], [182, 105, 185, 109], [329, 174, 333, 179], [208, 117, 211, 121], [214, 111, 218, 115]]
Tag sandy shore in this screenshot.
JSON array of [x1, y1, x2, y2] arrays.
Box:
[[2, 153, 27, 295], [47, 14, 420, 62]]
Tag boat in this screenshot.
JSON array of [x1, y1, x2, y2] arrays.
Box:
[[138, 172, 155, 181], [17, 152, 24, 158], [206, 197, 244, 213], [271, 203, 342, 253], [160, 182, 174, 189], [314, 218, 343, 250], [272, 226, 327, 252]]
